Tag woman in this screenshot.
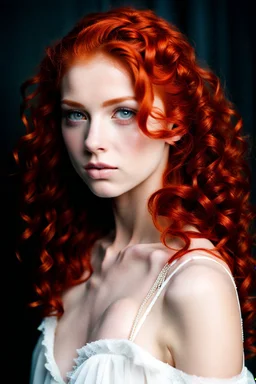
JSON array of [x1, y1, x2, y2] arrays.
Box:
[[12, 6, 255, 384]]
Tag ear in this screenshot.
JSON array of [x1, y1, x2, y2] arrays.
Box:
[[165, 123, 182, 144]]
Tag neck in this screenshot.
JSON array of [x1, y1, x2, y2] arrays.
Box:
[[104, 176, 163, 263], [112, 195, 160, 247]]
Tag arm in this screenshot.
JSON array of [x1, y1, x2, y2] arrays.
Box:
[[165, 259, 244, 377]]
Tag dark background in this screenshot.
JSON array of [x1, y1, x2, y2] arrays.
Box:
[[3, 0, 255, 381]]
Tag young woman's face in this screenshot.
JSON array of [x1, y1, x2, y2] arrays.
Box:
[[60, 53, 170, 198]]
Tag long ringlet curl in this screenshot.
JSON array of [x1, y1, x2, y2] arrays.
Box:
[[11, 7, 255, 358]]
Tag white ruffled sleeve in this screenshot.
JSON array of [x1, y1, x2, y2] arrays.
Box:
[[66, 338, 255, 384]]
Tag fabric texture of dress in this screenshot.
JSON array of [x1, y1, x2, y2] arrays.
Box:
[[30, 255, 255, 384]]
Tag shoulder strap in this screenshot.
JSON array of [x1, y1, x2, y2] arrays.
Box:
[[130, 255, 245, 367]]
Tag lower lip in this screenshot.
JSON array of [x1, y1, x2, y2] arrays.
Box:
[[84, 168, 118, 179]]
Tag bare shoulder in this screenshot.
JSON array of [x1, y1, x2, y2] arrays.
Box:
[[166, 253, 234, 298], [164, 233, 234, 296], [163, 249, 244, 377], [164, 246, 239, 325]]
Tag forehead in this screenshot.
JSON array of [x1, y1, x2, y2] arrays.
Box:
[[61, 53, 134, 96], [60, 52, 166, 113]]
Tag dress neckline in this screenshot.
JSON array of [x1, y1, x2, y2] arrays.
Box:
[[40, 315, 176, 383], [39, 316, 247, 384]]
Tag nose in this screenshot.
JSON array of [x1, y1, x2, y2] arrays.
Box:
[[84, 116, 108, 153]]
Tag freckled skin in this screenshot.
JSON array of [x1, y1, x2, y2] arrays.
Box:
[[61, 52, 170, 199]]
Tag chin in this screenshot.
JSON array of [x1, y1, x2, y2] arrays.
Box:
[[86, 185, 123, 198], [92, 191, 116, 198]]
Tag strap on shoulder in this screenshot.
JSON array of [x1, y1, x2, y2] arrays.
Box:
[[130, 254, 245, 367]]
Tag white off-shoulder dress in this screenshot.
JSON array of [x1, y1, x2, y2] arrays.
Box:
[[30, 255, 255, 384]]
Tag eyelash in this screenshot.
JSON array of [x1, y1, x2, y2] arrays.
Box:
[[61, 107, 137, 126]]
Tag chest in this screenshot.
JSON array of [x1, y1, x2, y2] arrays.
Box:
[[53, 260, 171, 381]]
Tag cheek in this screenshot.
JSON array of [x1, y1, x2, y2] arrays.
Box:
[[122, 129, 163, 157], [62, 130, 82, 153]]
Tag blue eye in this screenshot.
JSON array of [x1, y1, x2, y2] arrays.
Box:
[[61, 110, 87, 124], [113, 108, 136, 122], [67, 111, 86, 121]]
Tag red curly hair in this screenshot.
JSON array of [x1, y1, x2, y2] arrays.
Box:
[[11, 7, 256, 358]]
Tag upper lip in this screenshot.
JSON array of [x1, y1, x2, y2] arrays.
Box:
[[84, 162, 117, 170]]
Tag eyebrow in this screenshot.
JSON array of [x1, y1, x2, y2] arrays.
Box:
[[61, 96, 137, 108]]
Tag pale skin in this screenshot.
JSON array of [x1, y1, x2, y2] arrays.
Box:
[[54, 52, 244, 382]]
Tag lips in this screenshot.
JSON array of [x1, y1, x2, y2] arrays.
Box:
[[84, 162, 117, 170], [84, 164, 118, 180]]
